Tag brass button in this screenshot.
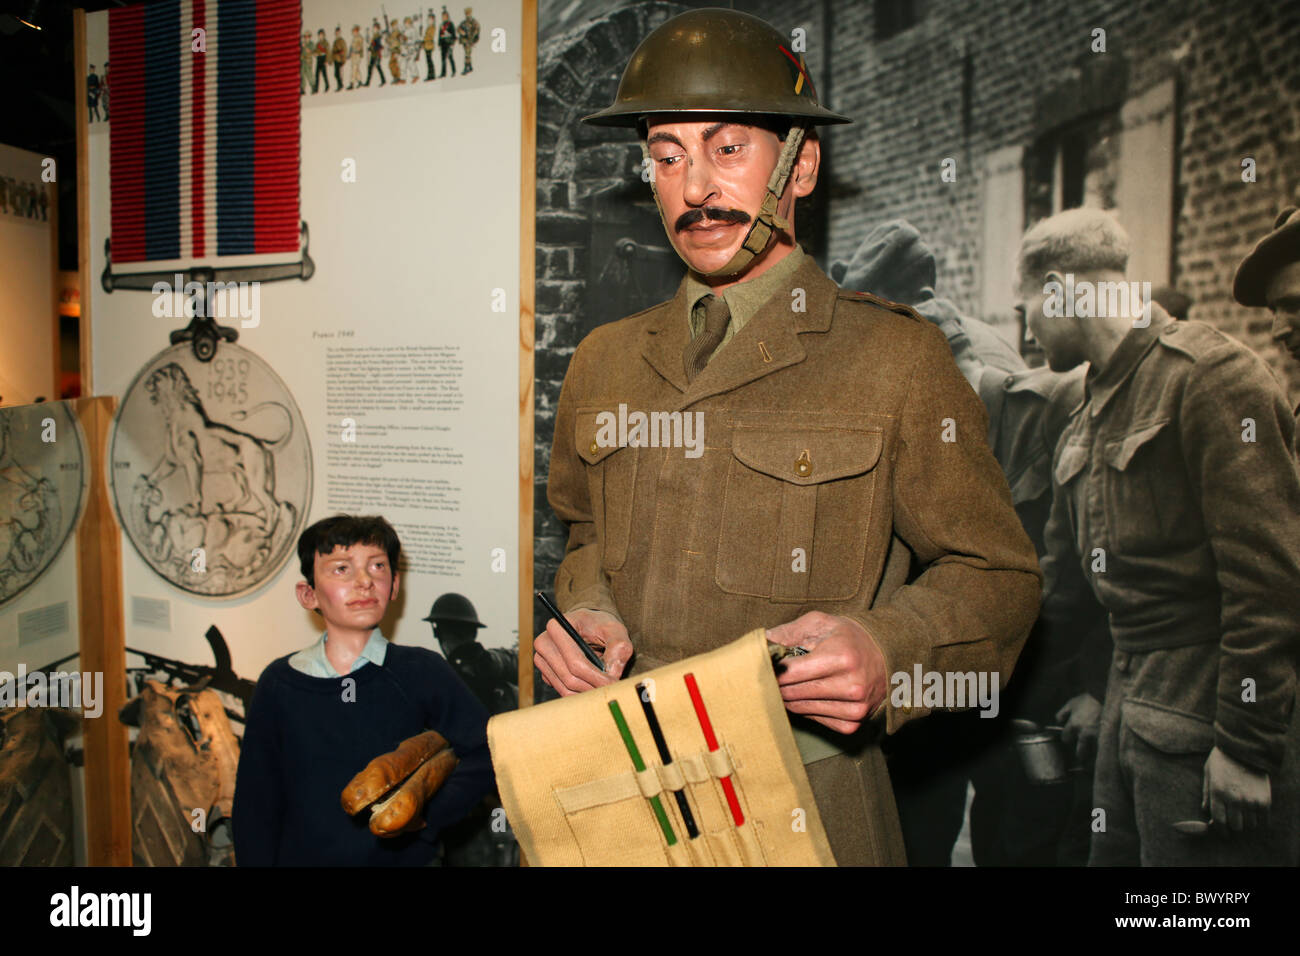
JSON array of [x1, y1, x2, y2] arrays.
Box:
[[795, 449, 812, 477], [589, 440, 599, 455]]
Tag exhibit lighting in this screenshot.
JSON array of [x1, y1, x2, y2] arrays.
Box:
[[16, 0, 42, 31]]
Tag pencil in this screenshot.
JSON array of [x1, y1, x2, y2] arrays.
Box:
[[535, 591, 606, 673], [636, 681, 700, 840], [683, 673, 745, 827], [608, 700, 677, 846]]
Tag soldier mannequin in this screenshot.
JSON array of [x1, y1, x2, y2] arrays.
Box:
[[1234, 206, 1300, 444], [457, 6, 479, 75], [535, 9, 1041, 866]]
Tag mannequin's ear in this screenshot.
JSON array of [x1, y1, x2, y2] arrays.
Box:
[[792, 131, 820, 197], [295, 580, 318, 611]]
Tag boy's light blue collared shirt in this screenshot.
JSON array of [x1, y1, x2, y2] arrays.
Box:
[[288, 629, 389, 678]]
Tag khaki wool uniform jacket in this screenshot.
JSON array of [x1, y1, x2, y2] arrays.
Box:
[[1039, 308, 1300, 863], [548, 254, 1042, 865], [1042, 309, 1300, 771]]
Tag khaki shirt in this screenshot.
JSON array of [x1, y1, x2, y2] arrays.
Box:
[[549, 254, 1041, 739], [684, 245, 806, 358], [1040, 306, 1300, 774]]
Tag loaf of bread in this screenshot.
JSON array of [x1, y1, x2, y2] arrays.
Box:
[[369, 747, 460, 836], [340, 730, 449, 815]]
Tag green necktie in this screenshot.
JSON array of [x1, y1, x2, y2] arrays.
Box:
[[684, 294, 731, 383]]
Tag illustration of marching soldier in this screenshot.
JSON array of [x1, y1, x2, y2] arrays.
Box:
[[438, 6, 456, 78], [87, 64, 102, 122], [300, 31, 313, 94], [457, 6, 479, 75], [0, 177, 8, 215], [388, 16, 404, 85], [347, 25, 363, 90], [365, 19, 386, 87], [423, 9, 437, 80], [102, 61, 110, 120], [38, 187, 47, 222], [331, 26, 347, 92], [313, 28, 330, 93], [403, 16, 421, 85]]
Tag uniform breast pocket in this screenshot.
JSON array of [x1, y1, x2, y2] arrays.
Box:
[[1101, 419, 1171, 552], [715, 422, 885, 603], [575, 408, 637, 572]]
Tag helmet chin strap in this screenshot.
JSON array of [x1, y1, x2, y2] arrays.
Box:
[[640, 123, 808, 279]]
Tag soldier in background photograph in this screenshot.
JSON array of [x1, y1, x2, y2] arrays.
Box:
[[847, 218, 1097, 866], [1024, 207, 1300, 866], [424, 594, 518, 716], [1234, 206, 1300, 443]]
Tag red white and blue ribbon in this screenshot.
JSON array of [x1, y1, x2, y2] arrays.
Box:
[[109, 0, 301, 262]]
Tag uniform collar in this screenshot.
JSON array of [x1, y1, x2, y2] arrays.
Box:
[[642, 251, 837, 404], [683, 244, 807, 337], [1085, 303, 1175, 417]]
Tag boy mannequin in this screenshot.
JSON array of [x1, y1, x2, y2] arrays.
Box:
[[232, 515, 493, 865]]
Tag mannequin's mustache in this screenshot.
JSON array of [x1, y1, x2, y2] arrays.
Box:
[[675, 207, 751, 232]]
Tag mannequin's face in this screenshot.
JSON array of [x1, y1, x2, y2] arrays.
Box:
[[644, 116, 790, 276]]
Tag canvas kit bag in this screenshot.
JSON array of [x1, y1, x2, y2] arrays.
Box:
[[488, 629, 835, 866]]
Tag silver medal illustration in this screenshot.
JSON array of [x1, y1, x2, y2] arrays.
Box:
[[110, 344, 312, 599], [0, 403, 86, 607]]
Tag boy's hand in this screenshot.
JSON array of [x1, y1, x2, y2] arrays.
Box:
[[534, 609, 632, 694]]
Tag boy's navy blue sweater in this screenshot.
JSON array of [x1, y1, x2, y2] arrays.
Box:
[[232, 644, 494, 866]]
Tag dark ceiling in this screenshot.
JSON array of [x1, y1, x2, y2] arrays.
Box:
[[1, 0, 121, 271]]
